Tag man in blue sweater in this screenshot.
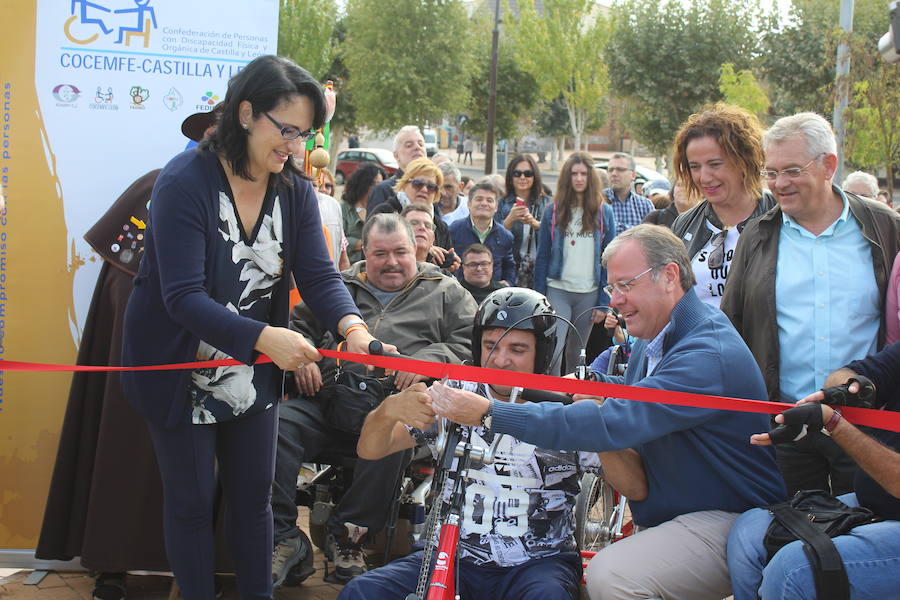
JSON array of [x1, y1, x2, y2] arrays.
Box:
[[449, 181, 517, 286], [435, 224, 785, 600]]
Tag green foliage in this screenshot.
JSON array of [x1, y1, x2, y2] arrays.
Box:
[[605, 0, 760, 154], [506, 0, 611, 150], [462, 50, 540, 141], [759, 0, 891, 116], [343, 0, 477, 132], [844, 38, 900, 196], [277, 0, 339, 80], [718, 63, 769, 118], [535, 97, 571, 138], [322, 20, 357, 136]]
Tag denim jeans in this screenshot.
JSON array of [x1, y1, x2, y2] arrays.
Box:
[[727, 493, 900, 600]]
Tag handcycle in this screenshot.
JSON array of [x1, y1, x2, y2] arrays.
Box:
[[403, 308, 637, 599]]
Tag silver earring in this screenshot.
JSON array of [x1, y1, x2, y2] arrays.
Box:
[[241, 122, 249, 130]]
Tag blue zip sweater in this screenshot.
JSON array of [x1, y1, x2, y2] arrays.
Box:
[[533, 202, 616, 308], [449, 218, 517, 285], [121, 148, 359, 428], [490, 289, 786, 527]]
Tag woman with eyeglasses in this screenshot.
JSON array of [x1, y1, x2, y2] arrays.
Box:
[[341, 162, 385, 264], [534, 152, 616, 376], [120, 55, 386, 600], [671, 103, 775, 308], [497, 154, 550, 289]]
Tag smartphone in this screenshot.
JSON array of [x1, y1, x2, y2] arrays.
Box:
[[514, 197, 526, 207]]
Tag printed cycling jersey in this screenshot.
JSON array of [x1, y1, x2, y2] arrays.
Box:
[[411, 381, 600, 567]]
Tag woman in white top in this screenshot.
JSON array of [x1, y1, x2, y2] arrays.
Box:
[[534, 152, 616, 375], [671, 103, 774, 308]]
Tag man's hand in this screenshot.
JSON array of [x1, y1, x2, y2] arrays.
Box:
[[751, 402, 833, 446], [394, 371, 427, 391], [429, 381, 491, 426], [382, 382, 435, 430], [592, 309, 607, 324], [294, 362, 323, 397]]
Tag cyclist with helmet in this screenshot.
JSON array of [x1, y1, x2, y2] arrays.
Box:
[[340, 288, 602, 600]]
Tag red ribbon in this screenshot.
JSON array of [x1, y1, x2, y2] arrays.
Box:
[[3, 350, 900, 433]]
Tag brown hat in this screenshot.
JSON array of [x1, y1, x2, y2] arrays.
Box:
[[181, 102, 223, 142]]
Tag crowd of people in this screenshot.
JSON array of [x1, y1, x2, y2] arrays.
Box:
[[35, 53, 900, 600]]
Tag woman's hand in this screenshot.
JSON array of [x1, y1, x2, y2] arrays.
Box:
[[255, 326, 322, 370]]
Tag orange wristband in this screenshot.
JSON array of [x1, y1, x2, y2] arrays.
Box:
[[343, 324, 368, 338]]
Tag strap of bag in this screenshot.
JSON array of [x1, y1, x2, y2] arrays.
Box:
[[769, 503, 850, 600]]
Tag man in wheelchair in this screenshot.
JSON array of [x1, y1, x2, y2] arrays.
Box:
[[339, 288, 605, 600], [271, 213, 477, 587]]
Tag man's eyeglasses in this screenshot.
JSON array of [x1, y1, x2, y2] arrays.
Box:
[[603, 265, 660, 296], [262, 112, 316, 141], [409, 178, 439, 193], [607, 166, 631, 173], [761, 154, 823, 181], [512, 169, 534, 178], [407, 218, 435, 230], [707, 229, 728, 269], [463, 260, 492, 270]]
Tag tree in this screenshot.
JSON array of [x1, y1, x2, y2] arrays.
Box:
[[506, 0, 610, 151], [343, 0, 477, 131], [719, 63, 770, 119], [844, 35, 900, 198], [759, 0, 890, 117], [277, 0, 339, 80], [462, 49, 540, 142], [605, 0, 760, 154]]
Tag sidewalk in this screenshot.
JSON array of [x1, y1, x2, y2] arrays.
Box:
[[0, 508, 343, 600]]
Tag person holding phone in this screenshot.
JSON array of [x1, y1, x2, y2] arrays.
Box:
[[497, 154, 550, 289]]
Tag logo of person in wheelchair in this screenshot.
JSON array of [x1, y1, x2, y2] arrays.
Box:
[[434, 551, 450, 571]]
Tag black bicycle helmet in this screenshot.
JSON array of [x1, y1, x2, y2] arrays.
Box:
[[472, 287, 558, 375]]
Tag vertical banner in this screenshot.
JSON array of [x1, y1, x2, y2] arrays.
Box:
[[0, 0, 278, 553]]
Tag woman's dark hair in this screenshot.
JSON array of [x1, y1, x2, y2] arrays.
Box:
[[343, 162, 386, 207], [204, 55, 326, 183], [554, 151, 601, 234], [504, 154, 543, 203]]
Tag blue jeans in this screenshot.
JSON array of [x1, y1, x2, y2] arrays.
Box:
[[727, 493, 900, 600], [338, 549, 581, 600]]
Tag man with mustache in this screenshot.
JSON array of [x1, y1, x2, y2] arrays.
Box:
[[271, 212, 477, 587]]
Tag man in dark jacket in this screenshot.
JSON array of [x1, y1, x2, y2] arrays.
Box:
[[721, 112, 900, 497], [366, 126, 426, 213]]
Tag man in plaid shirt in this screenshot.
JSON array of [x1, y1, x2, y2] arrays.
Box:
[[604, 152, 654, 236]]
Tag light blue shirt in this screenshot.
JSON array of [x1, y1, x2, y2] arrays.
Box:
[[775, 185, 880, 403], [645, 323, 671, 376]]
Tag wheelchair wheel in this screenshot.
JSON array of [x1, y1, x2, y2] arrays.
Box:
[[574, 472, 616, 553]]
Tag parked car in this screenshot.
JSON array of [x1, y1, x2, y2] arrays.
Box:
[[334, 148, 399, 184], [423, 128, 438, 157]]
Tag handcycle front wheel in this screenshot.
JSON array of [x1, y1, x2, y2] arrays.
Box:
[[574, 472, 617, 553]]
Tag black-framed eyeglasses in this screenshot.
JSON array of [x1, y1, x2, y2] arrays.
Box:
[[603, 265, 660, 296], [761, 154, 823, 181], [409, 178, 439, 193], [262, 112, 316, 141], [707, 229, 728, 269], [512, 169, 534, 178], [463, 260, 492, 269]]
